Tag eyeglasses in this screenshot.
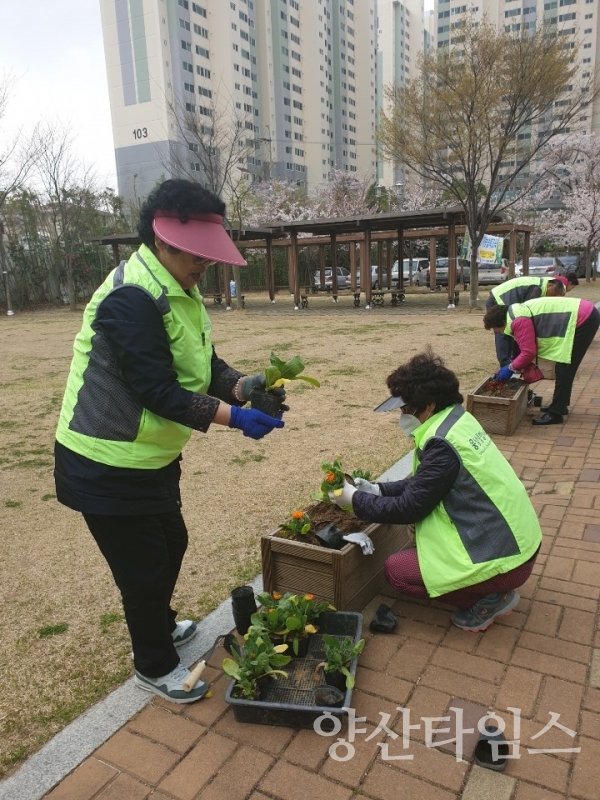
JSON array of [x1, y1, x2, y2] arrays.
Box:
[[400, 404, 417, 416]]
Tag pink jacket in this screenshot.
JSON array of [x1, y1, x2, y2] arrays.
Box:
[[510, 299, 596, 371]]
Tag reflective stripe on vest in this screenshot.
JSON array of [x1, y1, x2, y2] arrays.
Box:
[[56, 245, 213, 469], [412, 405, 542, 597], [506, 296, 579, 363], [490, 277, 547, 306]]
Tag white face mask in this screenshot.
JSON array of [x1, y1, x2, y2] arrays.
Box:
[[398, 414, 422, 436]]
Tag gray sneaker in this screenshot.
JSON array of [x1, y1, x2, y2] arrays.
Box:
[[131, 620, 198, 660], [172, 620, 198, 647], [451, 590, 520, 632], [134, 662, 209, 704]]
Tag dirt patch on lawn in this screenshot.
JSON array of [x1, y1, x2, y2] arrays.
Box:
[[1, 283, 599, 776]]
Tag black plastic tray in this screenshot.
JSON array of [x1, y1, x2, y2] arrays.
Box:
[[224, 611, 363, 728]]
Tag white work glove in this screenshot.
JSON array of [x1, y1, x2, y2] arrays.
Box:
[[342, 532, 375, 555], [353, 477, 381, 496], [328, 479, 356, 509]]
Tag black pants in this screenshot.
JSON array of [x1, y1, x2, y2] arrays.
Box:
[[83, 511, 188, 677], [486, 296, 518, 367], [548, 307, 600, 415]]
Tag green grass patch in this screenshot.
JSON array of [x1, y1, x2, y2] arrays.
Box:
[[38, 623, 69, 638], [329, 366, 364, 376], [0, 421, 17, 429], [100, 612, 124, 633], [230, 451, 267, 466], [4, 500, 21, 508], [6, 458, 53, 470], [41, 494, 56, 501]]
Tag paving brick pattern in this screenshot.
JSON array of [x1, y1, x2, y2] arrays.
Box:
[[41, 332, 600, 799]]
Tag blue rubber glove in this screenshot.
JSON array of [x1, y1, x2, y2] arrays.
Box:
[[496, 366, 514, 382], [229, 405, 284, 440]]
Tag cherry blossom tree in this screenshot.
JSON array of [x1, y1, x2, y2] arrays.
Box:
[[377, 17, 598, 305], [534, 133, 600, 280]]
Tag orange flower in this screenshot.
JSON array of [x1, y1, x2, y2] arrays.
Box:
[[291, 511, 304, 520], [268, 608, 277, 613], [326, 471, 336, 483], [304, 593, 315, 601], [272, 592, 282, 600]]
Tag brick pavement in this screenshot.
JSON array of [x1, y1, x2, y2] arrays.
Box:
[[27, 322, 600, 799]]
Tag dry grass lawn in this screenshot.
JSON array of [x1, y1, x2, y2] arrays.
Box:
[[1, 283, 599, 776]]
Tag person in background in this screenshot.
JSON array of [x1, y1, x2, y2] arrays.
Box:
[[486, 275, 577, 367], [54, 179, 285, 704], [483, 295, 599, 425], [329, 350, 542, 633]]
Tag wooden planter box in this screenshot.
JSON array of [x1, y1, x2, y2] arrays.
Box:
[[466, 377, 528, 436], [261, 522, 412, 611]]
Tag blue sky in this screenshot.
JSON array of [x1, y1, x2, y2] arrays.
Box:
[[1, 0, 118, 189]]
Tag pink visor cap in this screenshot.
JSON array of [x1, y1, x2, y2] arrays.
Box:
[[553, 275, 569, 288], [152, 211, 247, 266]]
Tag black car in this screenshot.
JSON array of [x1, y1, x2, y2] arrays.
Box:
[[555, 254, 584, 278]]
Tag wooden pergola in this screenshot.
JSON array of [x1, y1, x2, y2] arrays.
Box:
[[91, 208, 534, 309]]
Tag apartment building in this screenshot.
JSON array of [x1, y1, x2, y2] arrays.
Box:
[[433, 0, 600, 136], [99, 0, 378, 202], [375, 0, 432, 193]]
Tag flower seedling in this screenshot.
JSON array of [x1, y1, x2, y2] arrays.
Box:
[[314, 458, 373, 505], [252, 591, 335, 655], [222, 626, 291, 700], [264, 352, 320, 391], [280, 510, 311, 537], [316, 633, 365, 690]]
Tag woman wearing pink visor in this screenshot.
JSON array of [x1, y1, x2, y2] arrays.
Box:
[[54, 179, 285, 704]]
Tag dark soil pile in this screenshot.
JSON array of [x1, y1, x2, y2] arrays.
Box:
[[274, 501, 366, 546], [476, 378, 522, 398]]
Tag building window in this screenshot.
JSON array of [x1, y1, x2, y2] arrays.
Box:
[[182, 40, 191, 51], [192, 3, 207, 15], [191, 162, 201, 171], [179, 18, 190, 30], [196, 45, 209, 58], [179, 0, 189, 8]]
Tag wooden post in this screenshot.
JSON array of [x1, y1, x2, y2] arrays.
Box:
[[266, 236, 275, 301], [429, 237, 437, 290], [290, 232, 300, 308], [318, 244, 326, 290], [349, 241, 357, 291], [397, 228, 404, 291], [386, 239, 393, 289], [330, 233, 338, 297], [508, 229, 516, 281], [523, 231, 530, 277], [447, 216, 456, 305], [377, 240, 383, 288], [364, 226, 372, 306], [111, 243, 120, 266]]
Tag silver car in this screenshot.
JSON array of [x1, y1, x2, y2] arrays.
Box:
[[515, 257, 565, 277]]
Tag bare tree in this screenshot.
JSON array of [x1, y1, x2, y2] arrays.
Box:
[[0, 72, 43, 302], [377, 17, 598, 306], [35, 124, 97, 310]]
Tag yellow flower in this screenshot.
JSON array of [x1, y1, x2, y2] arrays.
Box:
[[304, 624, 318, 634], [268, 608, 277, 614], [274, 643, 289, 653]]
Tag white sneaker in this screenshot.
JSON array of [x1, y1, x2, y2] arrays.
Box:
[[134, 662, 209, 704], [172, 620, 198, 647]]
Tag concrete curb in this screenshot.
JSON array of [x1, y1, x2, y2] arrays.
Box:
[[0, 453, 413, 800]]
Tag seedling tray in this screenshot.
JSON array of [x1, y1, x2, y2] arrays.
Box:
[[224, 611, 362, 728]]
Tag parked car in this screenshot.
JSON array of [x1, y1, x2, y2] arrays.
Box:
[[477, 260, 508, 285], [515, 256, 565, 277], [313, 267, 351, 291], [418, 258, 471, 287], [555, 254, 584, 278], [371, 259, 429, 288]]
